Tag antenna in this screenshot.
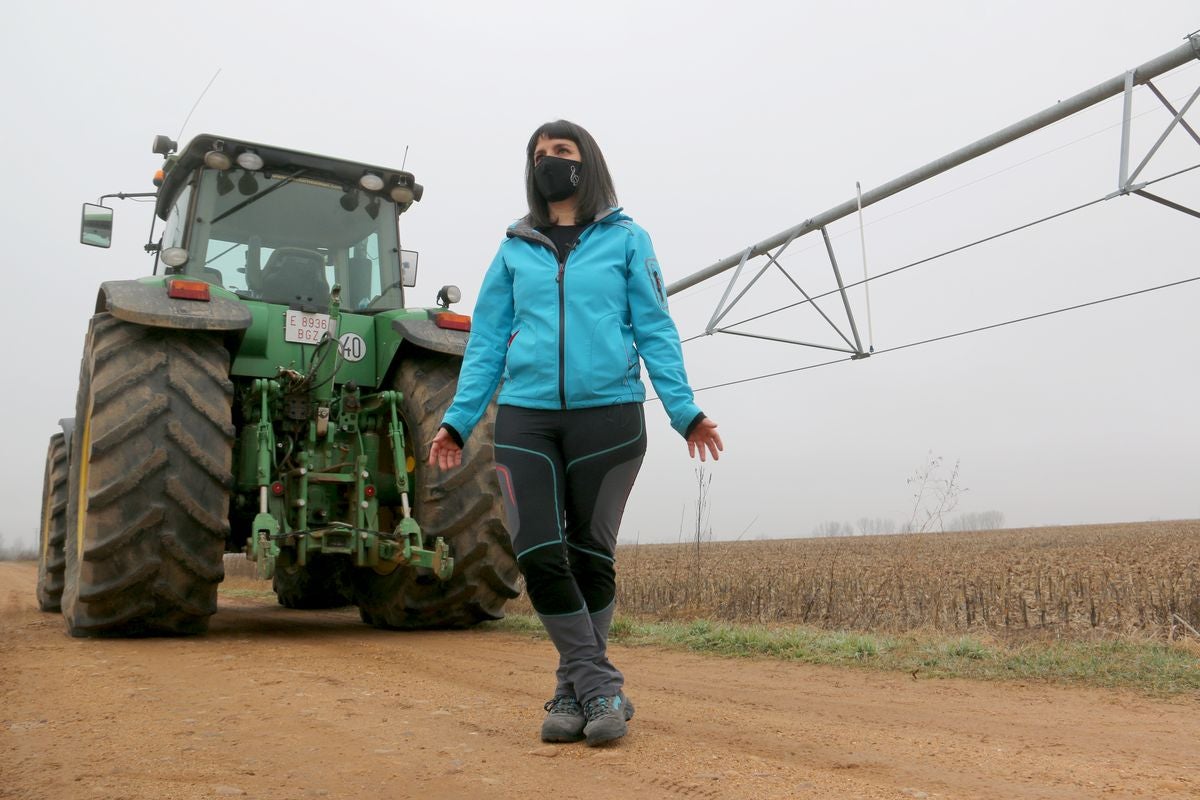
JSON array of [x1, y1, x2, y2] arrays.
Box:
[[401, 145, 410, 171], [176, 68, 222, 143]]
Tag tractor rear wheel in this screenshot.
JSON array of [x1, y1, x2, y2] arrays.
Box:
[[61, 314, 235, 637], [273, 553, 353, 609], [353, 351, 519, 628], [36, 432, 68, 611]]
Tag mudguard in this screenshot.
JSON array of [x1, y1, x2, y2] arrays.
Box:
[[391, 317, 468, 357], [97, 279, 253, 331]]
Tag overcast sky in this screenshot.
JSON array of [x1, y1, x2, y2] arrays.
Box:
[[2, 1, 1197, 549]]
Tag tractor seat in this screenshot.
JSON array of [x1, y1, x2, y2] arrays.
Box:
[[260, 247, 330, 304]]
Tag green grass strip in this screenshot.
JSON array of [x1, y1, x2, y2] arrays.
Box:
[[484, 614, 1200, 697]]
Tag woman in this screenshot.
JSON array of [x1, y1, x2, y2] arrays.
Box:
[[428, 120, 723, 746]]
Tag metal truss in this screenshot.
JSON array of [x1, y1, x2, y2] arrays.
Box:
[[674, 33, 1200, 358], [703, 226, 871, 359], [1116, 72, 1200, 219]]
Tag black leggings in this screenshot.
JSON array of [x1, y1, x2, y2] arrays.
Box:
[[494, 403, 647, 616]]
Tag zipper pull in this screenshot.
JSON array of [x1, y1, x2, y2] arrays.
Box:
[[556, 261, 564, 284]]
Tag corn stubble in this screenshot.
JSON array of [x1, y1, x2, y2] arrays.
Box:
[[592, 521, 1200, 640]]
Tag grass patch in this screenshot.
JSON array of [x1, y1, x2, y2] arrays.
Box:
[[484, 613, 1200, 696], [945, 636, 991, 660]]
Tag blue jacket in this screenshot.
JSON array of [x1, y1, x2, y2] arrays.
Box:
[[441, 208, 702, 441]]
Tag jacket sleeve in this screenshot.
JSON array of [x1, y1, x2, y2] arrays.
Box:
[[625, 226, 703, 437], [440, 246, 514, 442]]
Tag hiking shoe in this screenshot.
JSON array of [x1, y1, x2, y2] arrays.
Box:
[[540, 695, 585, 743], [582, 692, 634, 746]]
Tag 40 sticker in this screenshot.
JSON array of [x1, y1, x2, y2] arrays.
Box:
[[339, 332, 366, 362]]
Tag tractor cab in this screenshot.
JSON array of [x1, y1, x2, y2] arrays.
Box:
[[154, 134, 422, 312], [88, 134, 424, 312]]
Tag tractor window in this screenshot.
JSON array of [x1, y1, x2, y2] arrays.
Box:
[[163, 184, 192, 251], [186, 169, 404, 311]]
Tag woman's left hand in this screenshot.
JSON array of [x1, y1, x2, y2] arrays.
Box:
[[687, 417, 724, 462]]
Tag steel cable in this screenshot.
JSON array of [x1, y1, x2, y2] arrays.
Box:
[[674, 274, 1200, 396]]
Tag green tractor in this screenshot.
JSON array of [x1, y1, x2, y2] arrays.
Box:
[[38, 134, 519, 636]]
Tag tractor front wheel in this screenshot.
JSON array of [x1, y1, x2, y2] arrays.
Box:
[[61, 314, 234, 637]]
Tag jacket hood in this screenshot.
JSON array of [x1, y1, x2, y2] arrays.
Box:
[[506, 207, 629, 245]]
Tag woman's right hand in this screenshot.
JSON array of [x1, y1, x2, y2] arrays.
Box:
[[427, 427, 463, 471]]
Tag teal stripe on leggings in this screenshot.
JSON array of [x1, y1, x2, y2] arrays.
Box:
[[496, 442, 563, 559], [564, 409, 644, 473]]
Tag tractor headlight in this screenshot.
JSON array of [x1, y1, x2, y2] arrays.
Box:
[[160, 247, 189, 267], [236, 150, 264, 171], [203, 150, 233, 170], [359, 173, 385, 192]]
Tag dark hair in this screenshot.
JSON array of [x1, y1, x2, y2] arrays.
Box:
[[525, 120, 618, 227]]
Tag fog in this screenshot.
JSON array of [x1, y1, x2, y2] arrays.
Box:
[[2, 1, 1196, 551]]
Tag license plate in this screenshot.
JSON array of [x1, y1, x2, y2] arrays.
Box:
[[284, 310, 335, 344]]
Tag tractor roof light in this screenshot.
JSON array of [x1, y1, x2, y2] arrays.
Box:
[[436, 284, 461, 308], [203, 150, 233, 170], [236, 150, 264, 171], [359, 172, 385, 192], [166, 278, 211, 301], [160, 247, 189, 267], [389, 185, 414, 205], [151, 135, 178, 156]]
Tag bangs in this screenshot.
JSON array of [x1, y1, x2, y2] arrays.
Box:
[[526, 120, 585, 156]]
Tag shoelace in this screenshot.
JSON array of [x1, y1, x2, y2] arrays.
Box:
[[544, 695, 582, 715], [583, 696, 614, 721]]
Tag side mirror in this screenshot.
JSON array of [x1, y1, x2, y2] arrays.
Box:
[[80, 203, 114, 249], [401, 249, 419, 287]]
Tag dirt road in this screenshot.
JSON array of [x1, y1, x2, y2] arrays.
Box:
[[2, 562, 1197, 800]]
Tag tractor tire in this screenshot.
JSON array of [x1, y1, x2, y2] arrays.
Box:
[[61, 313, 234, 637], [36, 432, 68, 611], [273, 553, 354, 609], [353, 351, 519, 629]]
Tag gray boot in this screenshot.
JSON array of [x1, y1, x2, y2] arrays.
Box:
[[540, 695, 585, 743], [582, 692, 635, 746]]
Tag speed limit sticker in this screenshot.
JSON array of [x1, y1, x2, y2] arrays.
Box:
[[339, 333, 366, 362]]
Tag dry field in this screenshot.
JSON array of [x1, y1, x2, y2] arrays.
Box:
[[226, 521, 1200, 640], [504, 520, 1200, 639], [615, 520, 1200, 637]]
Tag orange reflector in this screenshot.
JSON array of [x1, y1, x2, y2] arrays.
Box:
[[153, 169, 165, 187], [434, 311, 471, 332], [167, 279, 211, 301]]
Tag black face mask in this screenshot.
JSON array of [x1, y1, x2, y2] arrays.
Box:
[[534, 156, 583, 202]]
